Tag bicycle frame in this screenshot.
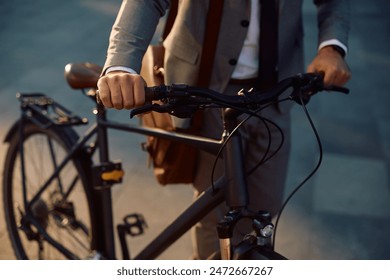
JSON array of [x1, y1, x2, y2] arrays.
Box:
[[94, 103, 252, 259], [15, 95, 251, 260]]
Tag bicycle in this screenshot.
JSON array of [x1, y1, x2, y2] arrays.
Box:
[[2, 62, 348, 260]]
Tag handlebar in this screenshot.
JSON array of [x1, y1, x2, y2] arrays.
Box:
[[130, 73, 349, 118]]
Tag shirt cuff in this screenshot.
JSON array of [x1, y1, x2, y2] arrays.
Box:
[[105, 66, 138, 75], [318, 39, 348, 57]]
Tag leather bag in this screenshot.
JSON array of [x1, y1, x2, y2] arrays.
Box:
[[140, 0, 223, 185]]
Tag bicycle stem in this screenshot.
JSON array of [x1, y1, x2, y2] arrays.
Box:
[[222, 108, 249, 208], [215, 108, 249, 260], [217, 108, 278, 259]]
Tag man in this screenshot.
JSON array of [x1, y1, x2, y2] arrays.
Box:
[[98, 0, 351, 259]]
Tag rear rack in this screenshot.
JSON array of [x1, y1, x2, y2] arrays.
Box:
[[17, 93, 88, 129]]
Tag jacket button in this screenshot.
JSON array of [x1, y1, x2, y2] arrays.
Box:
[[241, 20, 249, 27], [229, 59, 237, 65]]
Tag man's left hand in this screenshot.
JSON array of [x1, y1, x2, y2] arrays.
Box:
[[307, 45, 351, 86]]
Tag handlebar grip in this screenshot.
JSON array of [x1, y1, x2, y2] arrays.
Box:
[[316, 71, 325, 79], [145, 87, 159, 103], [310, 72, 349, 94], [145, 86, 168, 103]]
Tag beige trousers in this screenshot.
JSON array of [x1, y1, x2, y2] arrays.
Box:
[[191, 83, 291, 259]]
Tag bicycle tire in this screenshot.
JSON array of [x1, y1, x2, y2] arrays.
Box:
[[3, 121, 94, 259], [235, 246, 287, 260], [232, 236, 287, 260]]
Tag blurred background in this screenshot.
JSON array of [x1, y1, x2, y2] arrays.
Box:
[[0, 0, 389, 259]]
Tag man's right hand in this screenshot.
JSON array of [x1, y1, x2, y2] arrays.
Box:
[[97, 71, 146, 110]]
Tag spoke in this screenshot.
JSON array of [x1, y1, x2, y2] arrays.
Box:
[[46, 216, 90, 258], [28, 135, 45, 185], [62, 226, 90, 252], [38, 239, 44, 260], [63, 175, 80, 201], [20, 136, 46, 202], [47, 135, 65, 193]]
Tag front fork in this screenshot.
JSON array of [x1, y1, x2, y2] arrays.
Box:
[[217, 209, 274, 260]]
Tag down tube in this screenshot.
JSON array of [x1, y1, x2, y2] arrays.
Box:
[[134, 176, 227, 260]]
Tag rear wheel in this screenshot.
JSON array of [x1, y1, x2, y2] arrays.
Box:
[[3, 121, 94, 259]]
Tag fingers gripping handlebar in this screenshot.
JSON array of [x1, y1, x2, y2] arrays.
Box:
[[289, 72, 349, 105]]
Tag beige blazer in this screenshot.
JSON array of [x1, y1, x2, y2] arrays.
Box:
[[104, 0, 350, 92]]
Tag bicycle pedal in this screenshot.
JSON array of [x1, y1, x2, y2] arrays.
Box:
[[119, 213, 147, 237]]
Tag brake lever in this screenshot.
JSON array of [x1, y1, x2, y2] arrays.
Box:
[[130, 102, 198, 119], [289, 85, 350, 106], [289, 85, 317, 105], [130, 103, 166, 118], [324, 85, 350, 94]]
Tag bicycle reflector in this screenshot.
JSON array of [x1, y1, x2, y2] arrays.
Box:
[[92, 161, 124, 188]]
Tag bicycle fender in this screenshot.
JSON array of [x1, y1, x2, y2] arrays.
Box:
[[3, 119, 79, 149], [4, 119, 80, 146]]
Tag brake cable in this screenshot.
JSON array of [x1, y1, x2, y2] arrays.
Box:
[[272, 88, 324, 249]]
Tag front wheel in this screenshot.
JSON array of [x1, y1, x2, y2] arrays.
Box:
[[3, 121, 94, 259], [235, 246, 287, 260]]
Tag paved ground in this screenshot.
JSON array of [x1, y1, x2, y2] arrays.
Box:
[[0, 0, 389, 260]]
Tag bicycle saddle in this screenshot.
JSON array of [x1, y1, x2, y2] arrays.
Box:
[[64, 62, 102, 89]]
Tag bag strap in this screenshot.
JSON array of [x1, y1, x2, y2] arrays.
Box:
[[197, 0, 224, 87], [162, 0, 178, 40], [258, 0, 278, 90], [161, 0, 224, 87]]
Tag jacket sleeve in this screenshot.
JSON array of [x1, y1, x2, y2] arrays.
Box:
[[103, 0, 170, 74], [314, 0, 350, 48]]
